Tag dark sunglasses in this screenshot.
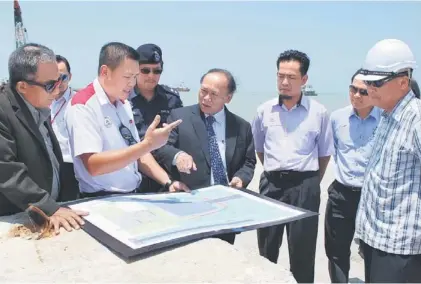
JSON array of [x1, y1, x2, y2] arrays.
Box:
[[349, 85, 368, 96], [365, 73, 408, 88], [119, 125, 137, 146], [24, 73, 68, 93], [140, 68, 163, 75]]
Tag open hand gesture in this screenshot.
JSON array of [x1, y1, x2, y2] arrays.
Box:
[[144, 115, 182, 151]]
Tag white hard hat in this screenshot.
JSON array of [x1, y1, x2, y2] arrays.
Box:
[[355, 39, 417, 81]]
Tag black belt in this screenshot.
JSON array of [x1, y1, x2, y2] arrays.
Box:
[[333, 180, 361, 192], [266, 170, 319, 180]]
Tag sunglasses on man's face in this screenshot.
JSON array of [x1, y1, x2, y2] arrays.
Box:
[[140, 68, 163, 75], [365, 72, 408, 88], [349, 85, 368, 96], [25, 73, 68, 93]]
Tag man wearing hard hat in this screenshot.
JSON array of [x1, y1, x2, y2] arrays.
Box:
[[354, 39, 421, 283]]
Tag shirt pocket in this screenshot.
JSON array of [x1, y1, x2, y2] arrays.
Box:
[[378, 144, 412, 180]]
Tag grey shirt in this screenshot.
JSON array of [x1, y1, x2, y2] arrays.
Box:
[[19, 95, 60, 200]]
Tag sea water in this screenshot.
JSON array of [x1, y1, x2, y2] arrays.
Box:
[[179, 90, 349, 122]]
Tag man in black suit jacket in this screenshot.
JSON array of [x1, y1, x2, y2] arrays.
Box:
[[0, 43, 87, 234], [155, 68, 256, 244]]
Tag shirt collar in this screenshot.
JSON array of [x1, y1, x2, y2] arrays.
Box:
[[350, 106, 382, 121], [94, 77, 126, 106], [18, 93, 50, 126], [62, 87, 72, 102], [131, 85, 161, 102], [276, 93, 309, 111], [205, 107, 226, 124], [384, 90, 415, 121]]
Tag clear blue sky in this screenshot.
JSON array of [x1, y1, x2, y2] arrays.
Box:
[[0, 1, 420, 95]]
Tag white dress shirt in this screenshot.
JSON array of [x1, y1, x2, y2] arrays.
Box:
[[65, 78, 142, 194], [51, 87, 74, 163]]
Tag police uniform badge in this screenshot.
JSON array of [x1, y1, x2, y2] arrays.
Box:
[[153, 51, 161, 62]]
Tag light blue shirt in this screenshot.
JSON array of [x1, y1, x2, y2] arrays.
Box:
[[331, 105, 381, 187], [252, 95, 334, 172]]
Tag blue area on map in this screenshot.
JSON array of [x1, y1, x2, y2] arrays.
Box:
[[155, 201, 215, 216], [152, 194, 243, 216], [101, 186, 309, 248]]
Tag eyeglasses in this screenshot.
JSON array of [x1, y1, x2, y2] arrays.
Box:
[[119, 125, 137, 146], [24, 73, 68, 93], [140, 68, 163, 75], [61, 73, 70, 82], [365, 72, 408, 88], [357, 69, 410, 88], [349, 85, 368, 96]]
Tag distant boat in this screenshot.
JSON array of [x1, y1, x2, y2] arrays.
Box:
[[302, 84, 317, 96], [171, 82, 190, 92]]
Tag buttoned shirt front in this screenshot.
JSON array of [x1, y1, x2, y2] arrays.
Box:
[[331, 105, 381, 187], [51, 87, 73, 163], [355, 91, 421, 255], [252, 95, 334, 172], [66, 78, 142, 194]]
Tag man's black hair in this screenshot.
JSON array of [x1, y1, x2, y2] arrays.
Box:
[[276, 49, 310, 76], [98, 42, 139, 75], [200, 68, 237, 94], [56, 54, 71, 73]]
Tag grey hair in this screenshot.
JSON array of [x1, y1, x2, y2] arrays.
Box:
[[8, 43, 56, 89]]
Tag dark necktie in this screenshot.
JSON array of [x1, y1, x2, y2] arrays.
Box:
[[205, 115, 228, 185]]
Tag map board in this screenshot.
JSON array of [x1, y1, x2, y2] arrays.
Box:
[[66, 186, 317, 258]]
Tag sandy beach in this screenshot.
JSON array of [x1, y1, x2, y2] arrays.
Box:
[[235, 158, 365, 283]]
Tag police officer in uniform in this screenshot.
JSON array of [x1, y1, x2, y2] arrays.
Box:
[[130, 43, 184, 192]]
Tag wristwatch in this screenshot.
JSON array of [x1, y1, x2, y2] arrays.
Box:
[[164, 180, 174, 191]]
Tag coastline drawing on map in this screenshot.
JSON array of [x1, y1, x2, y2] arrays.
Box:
[[67, 185, 316, 258]]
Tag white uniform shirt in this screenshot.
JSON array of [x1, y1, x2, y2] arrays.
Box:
[[51, 87, 74, 163], [65, 78, 142, 194]]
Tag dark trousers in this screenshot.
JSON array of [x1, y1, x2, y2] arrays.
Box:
[[60, 162, 80, 201], [324, 180, 361, 283], [138, 175, 165, 193], [361, 241, 421, 283], [257, 170, 320, 283]]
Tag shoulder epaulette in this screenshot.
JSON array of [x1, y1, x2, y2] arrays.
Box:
[[160, 84, 180, 97]]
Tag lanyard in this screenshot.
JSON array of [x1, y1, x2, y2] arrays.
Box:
[[50, 99, 67, 124]]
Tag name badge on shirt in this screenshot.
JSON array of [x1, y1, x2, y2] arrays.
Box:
[[104, 116, 113, 128], [265, 113, 282, 127]]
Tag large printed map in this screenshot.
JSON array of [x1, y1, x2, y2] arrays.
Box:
[[68, 185, 315, 257]]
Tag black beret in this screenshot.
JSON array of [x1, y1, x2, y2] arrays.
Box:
[[136, 43, 163, 64]]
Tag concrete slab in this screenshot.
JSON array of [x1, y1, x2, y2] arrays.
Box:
[[0, 211, 296, 283]]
